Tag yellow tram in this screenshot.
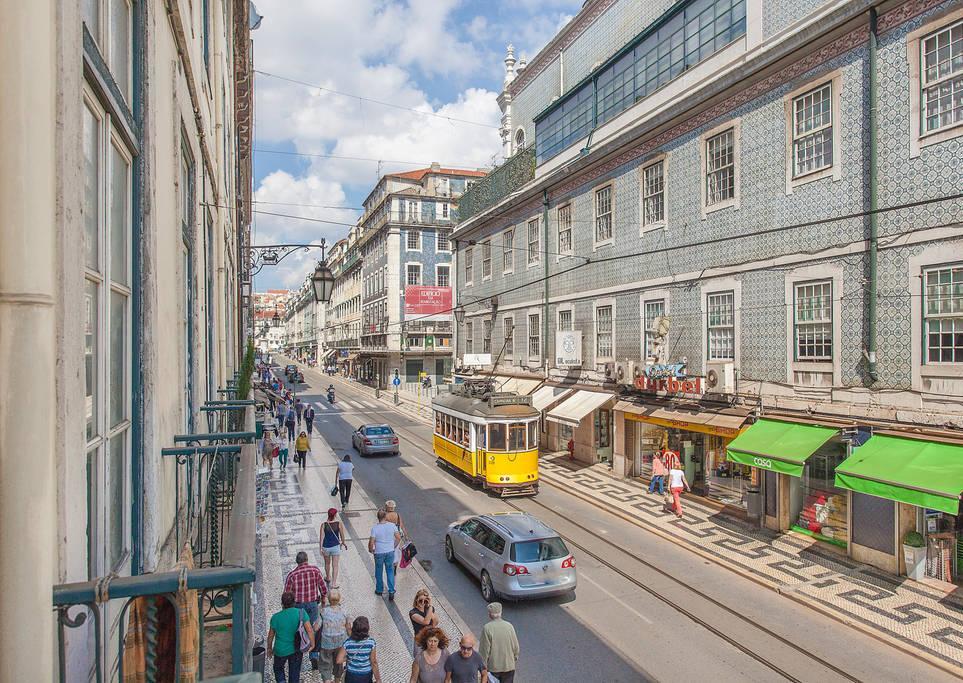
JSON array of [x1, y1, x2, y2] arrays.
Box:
[[431, 380, 540, 496]]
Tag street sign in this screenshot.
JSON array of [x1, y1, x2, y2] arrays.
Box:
[[392, 376, 401, 387]]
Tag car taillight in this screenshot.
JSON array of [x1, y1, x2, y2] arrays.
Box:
[[561, 556, 576, 569], [391, 437, 399, 444], [502, 563, 530, 576], [363, 439, 373, 446]]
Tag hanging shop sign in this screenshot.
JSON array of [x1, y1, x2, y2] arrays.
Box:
[[634, 361, 701, 394], [555, 330, 583, 367]]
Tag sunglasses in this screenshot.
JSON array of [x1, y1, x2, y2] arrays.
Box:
[[460, 645, 473, 652]]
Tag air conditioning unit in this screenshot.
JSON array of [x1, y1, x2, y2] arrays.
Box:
[[705, 362, 735, 394], [600, 361, 616, 380], [615, 360, 643, 385]]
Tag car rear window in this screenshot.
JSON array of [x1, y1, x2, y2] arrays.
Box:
[[365, 426, 393, 435], [510, 537, 569, 563]]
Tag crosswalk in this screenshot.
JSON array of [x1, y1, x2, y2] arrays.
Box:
[[310, 396, 383, 413]]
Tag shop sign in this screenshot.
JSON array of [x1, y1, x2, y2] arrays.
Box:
[[555, 330, 582, 367], [642, 361, 688, 379], [404, 286, 452, 316], [634, 374, 702, 394]]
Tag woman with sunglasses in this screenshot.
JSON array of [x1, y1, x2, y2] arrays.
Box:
[[409, 589, 440, 654]]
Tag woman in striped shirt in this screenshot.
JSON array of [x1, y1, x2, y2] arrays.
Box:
[[337, 616, 381, 683]]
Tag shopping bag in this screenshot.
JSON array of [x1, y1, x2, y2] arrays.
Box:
[[401, 541, 418, 563], [294, 609, 312, 653]]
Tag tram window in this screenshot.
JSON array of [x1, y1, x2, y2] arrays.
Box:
[[478, 425, 487, 450], [435, 413, 441, 433], [528, 421, 537, 449], [461, 421, 470, 447], [489, 423, 507, 451], [509, 423, 526, 450]]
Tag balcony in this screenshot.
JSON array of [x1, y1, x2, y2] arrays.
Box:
[[458, 145, 534, 223]]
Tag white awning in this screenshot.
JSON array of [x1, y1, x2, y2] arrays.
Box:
[[546, 390, 614, 427], [530, 386, 574, 412], [320, 349, 336, 362], [493, 375, 542, 396]]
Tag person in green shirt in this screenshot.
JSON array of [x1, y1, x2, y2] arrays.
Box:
[[479, 602, 519, 683], [268, 591, 315, 683]]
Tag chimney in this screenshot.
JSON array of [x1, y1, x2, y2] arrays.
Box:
[[430, 161, 441, 173]]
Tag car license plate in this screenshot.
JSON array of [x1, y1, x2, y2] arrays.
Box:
[[377, 438, 389, 445]]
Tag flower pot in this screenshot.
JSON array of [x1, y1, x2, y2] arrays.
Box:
[[903, 543, 926, 580]]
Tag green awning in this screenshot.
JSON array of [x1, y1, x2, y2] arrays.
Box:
[[726, 419, 838, 477], [834, 435, 963, 515]]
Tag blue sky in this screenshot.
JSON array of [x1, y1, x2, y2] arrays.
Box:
[[250, 0, 582, 290]]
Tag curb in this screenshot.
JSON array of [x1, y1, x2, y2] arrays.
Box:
[[410, 556, 475, 639], [538, 468, 963, 680]]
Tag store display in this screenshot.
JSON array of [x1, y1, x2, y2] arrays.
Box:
[[792, 488, 848, 548]]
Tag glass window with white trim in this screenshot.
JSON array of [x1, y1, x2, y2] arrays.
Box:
[[706, 291, 735, 361], [642, 161, 664, 226], [482, 240, 492, 278], [528, 313, 540, 358], [705, 129, 735, 206], [921, 20, 963, 133], [596, 305, 613, 358], [924, 264, 963, 363], [527, 218, 540, 265], [794, 281, 833, 360], [643, 299, 665, 360], [595, 185, 613, 242], [557, 205, 572, 255]]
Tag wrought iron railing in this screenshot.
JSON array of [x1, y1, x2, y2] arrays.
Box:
[[52, 565, 256, 682], [458, 146, 534, 222]]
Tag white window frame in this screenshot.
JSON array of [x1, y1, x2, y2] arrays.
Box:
[[436, 263, 451, 288], [923, 263, 963, 366], [784, 72, 842, 193], [527, 217, 541, 267], [640, 154, 667, 233], [464, 247, 473, 286], [593, 182, 614, 249], [557, 305, 574, 332], [640, 291, 669, 362], [594, 299, 615, 362], [701, 277, 742, 371], [793, 280, 834, 361], [908, 8, 963, 157], [502, 229, 514, 274], [699, 120, 741, 217], [436, 229, 451, 252], [406, 229, 422, 252], [405, 262, 422, 286], [527, 310, 541, 364], [503, 315, 514, 360], [481, 239, 492, 280], [784, 265, 842, 384], [483, 319, 493, 354], [465, 321, 474, 355], [556, 203, 573, 259], [911, 246, 963, 387], [83, 0, 133, 102], [441, 202, 450, 219]]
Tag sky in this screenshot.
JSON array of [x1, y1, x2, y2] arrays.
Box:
[[249, 0, 582, 291]]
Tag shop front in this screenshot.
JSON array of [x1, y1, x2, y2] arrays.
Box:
[[616, 400, 751, 510], [727, 418, 849, 548], [545, 390, 615, 464], [833, 433, 963, 583]]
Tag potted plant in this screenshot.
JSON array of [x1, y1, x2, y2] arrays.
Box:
[[903, 531, 926, 580]]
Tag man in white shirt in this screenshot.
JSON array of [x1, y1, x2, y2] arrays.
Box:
[[368, 508, 401, 600]]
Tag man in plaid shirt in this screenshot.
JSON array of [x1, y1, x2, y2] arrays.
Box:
[[285, 551, 327, 668]]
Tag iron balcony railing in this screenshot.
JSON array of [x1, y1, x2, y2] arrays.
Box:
[[458, 145, 534, 222]]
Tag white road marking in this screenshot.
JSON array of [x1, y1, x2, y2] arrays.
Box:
[[578, 572, 653, 624]]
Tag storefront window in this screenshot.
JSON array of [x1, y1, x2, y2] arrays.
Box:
[[705, 434, 752, 507], [789, 441, 849, 548], [509, 423, 527, 450], [596, 409, 611, 448], [489, 423, 507, 451], [923, 510, 961, 583]]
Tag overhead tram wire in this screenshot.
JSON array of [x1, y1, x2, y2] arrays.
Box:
[[254, 147, 490, 170], [254, 70, 500, 129]]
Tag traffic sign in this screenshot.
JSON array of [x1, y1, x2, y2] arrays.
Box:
[[392, 376, 401, 387]]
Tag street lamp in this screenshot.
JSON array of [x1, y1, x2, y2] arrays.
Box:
[[311, 261, 335, 303]]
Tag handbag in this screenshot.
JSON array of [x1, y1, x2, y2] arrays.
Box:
[[330, 483, 338, 496], [294, 609, 312, 653], [401, 541, 418, 563]]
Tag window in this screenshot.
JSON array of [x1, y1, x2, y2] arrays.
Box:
[[407, 230, 421, 251], [509, 423, 527, 450], [705, 128, 735, 206], [464, 247, 473, 284], [558, 309, 573, 331], [794, 281, 833, 360], [406, 263, 422, 286], [437, 264, 450, 288], [84, 0, 132, 102], [437, 229, 450, 251], [483, 320, 492, 354], [465, 321, 473, 354], [503, 230, 514, 272], [792, 83, 833, 177], [923, 265, 963, 363], [557, 204, 572, 255], [535, 0, 747, 163], [527, 218, 540, 265], [643, 299, 665, 359], [707, 291, 735, 361], [921, 20, 963, 133], [441, 202, 450, 219], [504, 317, 514, 359], [489, 423, 507, 451], [595, 185, 613, 243], [596, 305, 614, 358], [482, 240, 492, 279], [528, 313, 541, 358], [642, 160, 665, 226]]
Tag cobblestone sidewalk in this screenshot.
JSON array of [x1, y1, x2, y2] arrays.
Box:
[[537, 453, 963, 673], [254, 428, 468, 682]]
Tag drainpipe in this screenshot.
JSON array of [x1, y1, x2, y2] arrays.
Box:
[[543, 190, 550, 377], [867, 8, 879, 383]]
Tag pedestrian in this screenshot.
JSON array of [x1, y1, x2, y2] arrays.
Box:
[[409, 626, 450, 683], [443, 634, 486, 683], [267, 591, 314, 683], [479, 602, 519, 683], [318, 590, 352, 683], [305, 404, 316, 435], [368, 508, 401, 600], [336, 616, 382, 683], [667, 464, 691, 519], [296, 398, 304, 425], [409, 589, 439, 655], [383, 500, 408, 571], [295, 430, 310, 469], [276, 401, 286, 431], [278, 439, 289, 471], [337, 455, 354, 509], [648, 449, 667, 495], [286, 404, 297, 441], [320, 507, 348, 588], [284, 551, 327, 670], [262, 429, 277, 469]]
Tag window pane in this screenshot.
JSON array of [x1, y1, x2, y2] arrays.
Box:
[[83, 104, 100, 271], [489, 423, 507, 451], [110, 0, 131, 101], [85, 280, 99, 441], [110, 143, 129, 286], [108, 434, 126, 569], [110, 289, 127, 427], [509, 423, 527, 450], [528, 421, 537, 450], [83, 0, 100, 42]]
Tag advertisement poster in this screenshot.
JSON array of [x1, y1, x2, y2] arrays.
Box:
[[404, 286, 452, 317]]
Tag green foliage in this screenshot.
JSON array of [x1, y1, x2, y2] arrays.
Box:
[[903, 531, 925, 548], [236, 341, 256, 400]]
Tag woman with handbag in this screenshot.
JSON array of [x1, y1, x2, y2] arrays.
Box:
[[383, 500, 407, 572], [268, 591, 314, 683], [318, 590, 352, 683], [320, 508, 348, 588], [295, 431, 311, 469]]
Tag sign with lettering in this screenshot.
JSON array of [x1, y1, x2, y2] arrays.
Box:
[[642, 362, 687, 379], [634, 374, 703, 394], [555, 330, 583, 367], [404, 286, 452, 317]]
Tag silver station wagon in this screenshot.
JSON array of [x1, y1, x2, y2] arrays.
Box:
[[445, 512, 577, 601]]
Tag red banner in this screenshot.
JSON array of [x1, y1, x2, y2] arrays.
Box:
[[405, 286, 452, 316]]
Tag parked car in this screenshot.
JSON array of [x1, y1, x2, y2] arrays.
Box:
[[291, 371, 304, 384], [351, 424, 400, 456], [445, 512, 576, 601]]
